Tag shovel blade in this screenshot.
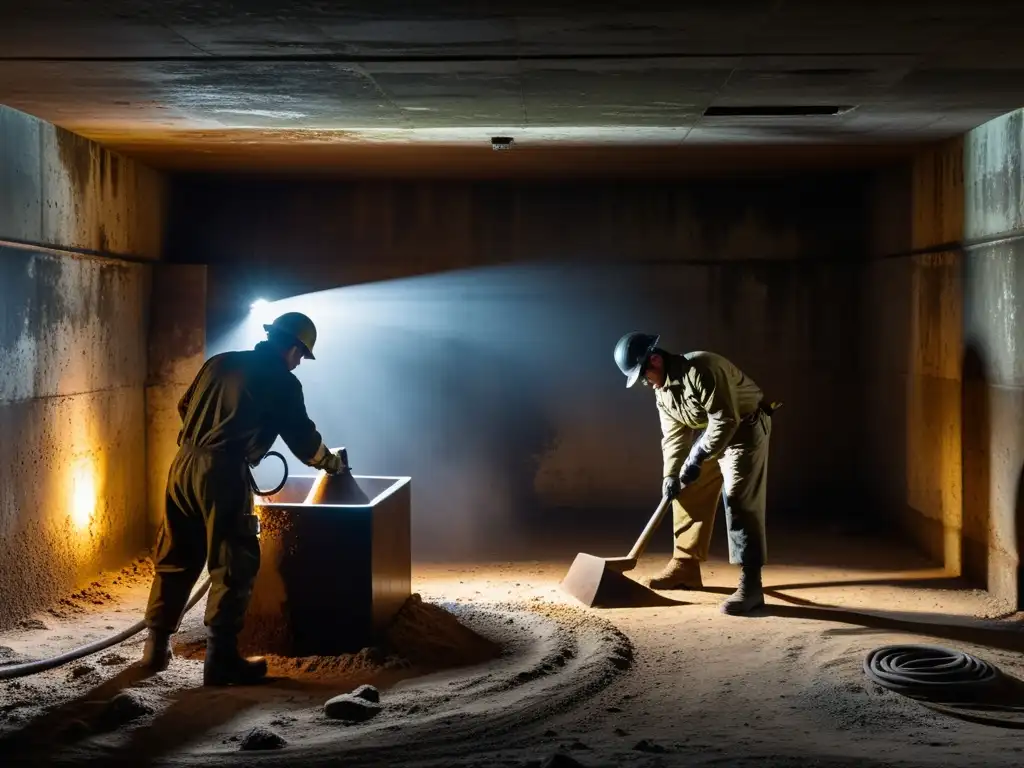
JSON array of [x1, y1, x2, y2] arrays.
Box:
[[559, 552, 677, 608]]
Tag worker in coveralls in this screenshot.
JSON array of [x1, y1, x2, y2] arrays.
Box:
[[141, 312, 349, 685], [614, 332, 775, 615]]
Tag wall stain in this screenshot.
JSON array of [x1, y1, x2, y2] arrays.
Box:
[[54, 127, 93, 195]]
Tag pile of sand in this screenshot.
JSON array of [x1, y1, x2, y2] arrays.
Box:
[[174, 593, 503, 680]]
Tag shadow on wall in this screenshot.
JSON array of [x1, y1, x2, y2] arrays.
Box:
[[961, 342, 991, 591]]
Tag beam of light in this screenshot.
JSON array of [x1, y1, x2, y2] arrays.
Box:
[[70, 457, 97, 531], [249, 297, 278, 326], [208, 263, 680, 561]]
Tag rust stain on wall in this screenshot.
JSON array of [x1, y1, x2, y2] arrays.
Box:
[[54, 127, 95, 196]]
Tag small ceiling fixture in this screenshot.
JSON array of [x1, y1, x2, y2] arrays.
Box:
[[491, 136, 515, 151]]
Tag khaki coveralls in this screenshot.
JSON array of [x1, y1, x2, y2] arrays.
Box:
[[656, 351, 771, 567], [144, 341, 325, 635]]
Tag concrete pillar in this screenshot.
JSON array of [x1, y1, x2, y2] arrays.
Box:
[[962, 110, 1024, 607]]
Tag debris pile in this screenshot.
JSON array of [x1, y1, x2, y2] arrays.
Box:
[[175, 592, 503, 681]]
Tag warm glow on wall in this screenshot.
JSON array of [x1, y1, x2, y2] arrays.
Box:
[[70, 457, 98, 530]]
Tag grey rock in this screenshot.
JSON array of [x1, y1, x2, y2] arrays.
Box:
[[351, 684, 380, 703], [240, 726, 287, 751], [324, 693, 382, 722]]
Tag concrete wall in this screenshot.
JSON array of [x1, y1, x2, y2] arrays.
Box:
[[864, 111, 1024, 608], [0, 106, 166, 629], [862, 142, 965, 574], [168, 175, 867, 560], [145, 264, 207, 535]]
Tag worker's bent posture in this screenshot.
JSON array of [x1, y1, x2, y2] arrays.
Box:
[[614, 332, 774, 615], [142, 312, 348, 685]]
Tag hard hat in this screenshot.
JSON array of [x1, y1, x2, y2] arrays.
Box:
[[613, 332, 659, 388], [264, 312, 318, 360]]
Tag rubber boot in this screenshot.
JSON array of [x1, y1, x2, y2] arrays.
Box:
[[203, 630, 268, 687], [720, 566, 765, 615], [141, 630, 172, 672], [641, 558, 703, 590]]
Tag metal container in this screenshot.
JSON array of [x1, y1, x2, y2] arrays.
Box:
[[241, 473, 411, 657]]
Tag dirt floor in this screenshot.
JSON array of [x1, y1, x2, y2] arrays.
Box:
[[1, 529, 1023, 768]]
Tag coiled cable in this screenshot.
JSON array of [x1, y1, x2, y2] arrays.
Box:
[[864, 644, 1024, 729]]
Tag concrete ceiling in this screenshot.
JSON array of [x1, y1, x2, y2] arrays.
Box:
[[1, 2, 1023, 173]]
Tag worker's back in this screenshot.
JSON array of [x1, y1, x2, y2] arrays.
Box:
[[684, 351, 764, 418], [177, 343, 322, 465]]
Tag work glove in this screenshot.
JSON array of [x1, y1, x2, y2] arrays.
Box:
[[662, 476, 681, 501], [679, 444, 711, 487], [321, 451, 346, 475], [315, 448, 349, 475]]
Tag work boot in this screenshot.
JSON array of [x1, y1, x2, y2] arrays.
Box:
[[203, 631, 268, 687], [641, 558, 703, 590], [141, 630, 172, 672], [720, 567, 765, 615]]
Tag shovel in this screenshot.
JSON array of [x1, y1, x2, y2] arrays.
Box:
[[559, 496, 676, 608]]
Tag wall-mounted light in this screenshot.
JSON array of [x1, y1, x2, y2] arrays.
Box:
[[70, 458, 97, 531]]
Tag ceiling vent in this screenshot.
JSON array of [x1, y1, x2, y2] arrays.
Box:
[[703, 105, 854, 117], [786, 68, 871, 77]]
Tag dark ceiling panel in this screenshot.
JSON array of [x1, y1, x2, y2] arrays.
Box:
[[0, 1, 1022, 169]]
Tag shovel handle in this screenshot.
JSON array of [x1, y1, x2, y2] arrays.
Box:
[[625, 495, 672, 562]]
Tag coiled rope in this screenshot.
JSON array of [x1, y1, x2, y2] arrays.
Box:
[[864, 644, 1024, 729]]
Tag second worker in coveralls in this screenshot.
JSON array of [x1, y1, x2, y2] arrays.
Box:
[[614, 332, 776, 615], [141, 312, 349, 685]]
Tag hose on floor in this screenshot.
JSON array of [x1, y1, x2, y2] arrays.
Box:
[[0, 453, 290, 681], [0, 577, 211, 681], [864, 644, 1024, 729]]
